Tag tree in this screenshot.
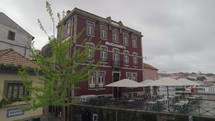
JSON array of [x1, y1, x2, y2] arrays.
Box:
[[19, 1, 99, 111]]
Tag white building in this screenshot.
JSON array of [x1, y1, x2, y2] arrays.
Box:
[[0, 12, 34, 59]]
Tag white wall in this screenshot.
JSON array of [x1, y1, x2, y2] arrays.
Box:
[[0, 24, 31, 58]]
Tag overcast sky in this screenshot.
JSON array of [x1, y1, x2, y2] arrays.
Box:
[[1, 0, 215, 73]]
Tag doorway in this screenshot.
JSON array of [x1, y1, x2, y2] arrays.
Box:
[[113, 72, 120, 98]]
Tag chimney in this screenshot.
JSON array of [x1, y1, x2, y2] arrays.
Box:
[[106, 16, 111, 21], [66, 10, 71, 15]]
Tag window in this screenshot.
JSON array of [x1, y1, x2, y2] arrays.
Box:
[[112, 29, 119, 43], [133, 52, 138, 65], [113, 48, 120, 66], [86, 43, 95, 60], [123, 33, 129, 46], [126, 72, 138, 81], [8, 31, 15, 41], [100, 25, 108, 40], [132, 36, 137, 48], [89, 71, 96, 88], [88, 71, 106, 88], [6, 83, 29, 99], [67, 22, 71, 35], [126, 72, 132, 80], [86, 21, 95, 36], [123, 50, 129, 64], [100, 46, 108, 61], [98, 72, 105, 87]]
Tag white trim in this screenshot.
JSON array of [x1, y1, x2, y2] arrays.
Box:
[[132, 35, 137, 48], [132, 52, 138, 65], [86, 20, 95, 37], [100, 45, 108, 61], [66, 21, 71, 35], [112, 48, 120, 65], [88, 70, 106, 89], [123, 32, 129, 46], [126, 72, 138, 81], [78, 63, 143, 70], [74, 15, 78, 42], [86, 42, 95, 60], [121, 67, 143, 71], [123, 50, 129, 65], [100, 25, 108, 40], [112, 29, 119, 43]]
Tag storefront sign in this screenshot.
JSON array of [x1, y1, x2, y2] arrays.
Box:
[[7, 108, 24, 118], [105, 42, 126, 49]]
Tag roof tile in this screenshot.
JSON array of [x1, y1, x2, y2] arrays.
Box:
[[0, 49, 37, 68]]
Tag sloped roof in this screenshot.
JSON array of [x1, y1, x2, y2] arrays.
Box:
[[0, 12, 34, 39], [143, 63, 158, 70], [0, 49, 37, 68]]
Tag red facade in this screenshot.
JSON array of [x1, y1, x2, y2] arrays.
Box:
[[61, 8, 143, 97]]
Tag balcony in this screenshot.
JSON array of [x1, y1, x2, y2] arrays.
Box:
[[98, 83, 104, 88], [89, 84, 96, 89], [111, 60, 121, 68]]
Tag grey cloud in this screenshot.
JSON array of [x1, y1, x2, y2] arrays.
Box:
[[1, 0, 215, 73]]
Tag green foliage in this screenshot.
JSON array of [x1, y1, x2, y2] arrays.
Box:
[[0, 64, 34, 73], [0, 98, 11, 108], [19, 1, 100, 110]]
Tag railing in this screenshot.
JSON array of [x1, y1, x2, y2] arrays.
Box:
[[77, 96, 215, 118], [111, 60, 122, 67], [188, 102, 215, 117]]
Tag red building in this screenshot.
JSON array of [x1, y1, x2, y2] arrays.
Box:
[[61, 8, 143, 98], [143, 63, 158, 80]]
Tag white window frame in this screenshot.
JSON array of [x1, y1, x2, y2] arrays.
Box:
[[98, 71, 106, 88], [86, 42, 95, 60], [133, 52, 138, 65], [132, 73, 138, 81], [126, 72, 138, 81], [112, 29, 119, 43], [86, 21, 95, 36], [132, 36, 137, 48], [88, 71, 106, 88], [100, 25, 108, 40], [67, 22, 71, 35], [113, 48, 120, 65], [89, 71, 96, 88], [100, 46, 108, 61], [126, 72, 132, 80], [123, 50, 129, 65], [123, 32, 129, 46]]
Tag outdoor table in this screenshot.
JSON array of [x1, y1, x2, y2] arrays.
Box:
[[124, 99, 135, 108], [156, 99, 167, 110], [189, 95, 201, 104], [151, 95, 159, 101], [173, 101, 189, 113], [158, 94, 164, 99], [188, 96, 196, 103], [134, 98, 145, 104], [146, 101, 157, 110], [168, 95, 179, 104]]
